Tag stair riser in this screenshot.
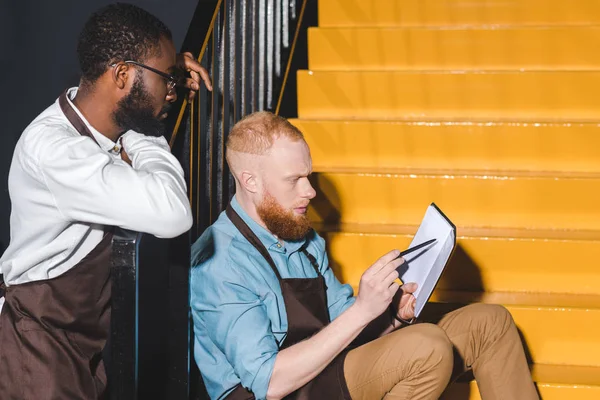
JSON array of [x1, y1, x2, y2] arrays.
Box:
[[308, 173, 600, 230], [322, 232, 600, 295], [442, 382, 600, 400], [292, 120, 600, 174], [298, 71, 600, 120], [309, 27, 600, 71], [319, 0, 600, 27], [509, 307, 600, 366]]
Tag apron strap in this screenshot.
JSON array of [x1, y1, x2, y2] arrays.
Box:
[[226, 205, 283, 281], [59, 90, 115, 244], [58, 90, 100, 145], [300, 248, 321, 276], [225, 205, 321, 281]]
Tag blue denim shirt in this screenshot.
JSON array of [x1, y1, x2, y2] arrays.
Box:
[[190, 196, 355, 399]]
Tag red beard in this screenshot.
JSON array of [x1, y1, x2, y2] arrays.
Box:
[[256, 192, 312, 241]]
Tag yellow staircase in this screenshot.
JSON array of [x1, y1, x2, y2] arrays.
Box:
[[292, 0, 600, 398]]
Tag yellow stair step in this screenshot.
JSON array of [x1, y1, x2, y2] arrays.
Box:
[[430, 291, 600, 310], [308, 27, 600, 71], [308, 172, 600, 230], [443, 365, 600, 399], [297, 70, 600, 121], [423, 294, 600, 366], [443, 364, 600, 400], [346, 290, 600, 366], [445, 382, 600, 400], [292, 120, 600, 174], [476, 304, 600, 366], [319, 227, 600, 295], [319, 0, 600, 28], [347, 290, 600, 367]]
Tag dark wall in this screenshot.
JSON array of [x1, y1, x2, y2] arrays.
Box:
[[0, 0, 199, 255]]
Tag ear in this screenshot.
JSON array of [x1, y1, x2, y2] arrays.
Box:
[[240, 171, 258, 194], [111, 62, 133, 90]]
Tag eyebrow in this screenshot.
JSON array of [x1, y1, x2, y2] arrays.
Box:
[[284, 171, 312, 179]]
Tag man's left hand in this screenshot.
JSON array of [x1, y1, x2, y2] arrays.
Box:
[[394, 282, 417, 321], [176, 52, 213, 101]]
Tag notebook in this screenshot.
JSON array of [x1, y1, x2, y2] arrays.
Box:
[[398, 203, 457, 319]]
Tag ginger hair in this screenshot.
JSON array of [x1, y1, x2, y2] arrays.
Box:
[[226, 111, 305, 160]]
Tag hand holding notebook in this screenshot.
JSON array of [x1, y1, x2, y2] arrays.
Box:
[[397, 203, 457, 320]]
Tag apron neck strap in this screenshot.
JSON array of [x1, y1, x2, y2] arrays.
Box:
[[225, 204, 321, 281], [300, 248, 320, 276], [58, 90, 100, 145], [226, 205, 283, 281]]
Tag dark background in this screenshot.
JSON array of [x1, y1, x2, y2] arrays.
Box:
[[0, 0, 200, 256]]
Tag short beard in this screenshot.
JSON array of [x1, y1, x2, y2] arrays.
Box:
[[256, 192, 312, 241], [112, 74, 167, 137]]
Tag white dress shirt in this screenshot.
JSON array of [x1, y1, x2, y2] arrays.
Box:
[[0, 87, 192, 297]]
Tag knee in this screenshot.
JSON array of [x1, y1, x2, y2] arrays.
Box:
[[399, 323, 454, 375], [418, 323, 454, 361], [463, 303, 515, 335]]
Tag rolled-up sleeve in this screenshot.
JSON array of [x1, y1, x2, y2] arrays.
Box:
[[191, 258, 278, 399]]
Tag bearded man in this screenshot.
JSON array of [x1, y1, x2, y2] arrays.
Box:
[[190, 112, 538, 400], [0, 3, 211, 399]]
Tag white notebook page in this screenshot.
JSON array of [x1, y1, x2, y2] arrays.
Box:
[[399, 204, 456, 318]]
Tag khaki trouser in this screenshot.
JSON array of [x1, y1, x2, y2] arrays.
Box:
[[344, 303, 539, 400]]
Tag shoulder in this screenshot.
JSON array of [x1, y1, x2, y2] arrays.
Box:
[[18, 102, 97, 162], [21, 102, 77, 147], [190, 214, 264, 283]]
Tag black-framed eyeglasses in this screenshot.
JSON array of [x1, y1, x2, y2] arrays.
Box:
[[113, 60, 180, 94]]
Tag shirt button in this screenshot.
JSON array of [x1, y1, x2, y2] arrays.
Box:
[[113, 145, 120, 152], [276, 243, 282, 248]]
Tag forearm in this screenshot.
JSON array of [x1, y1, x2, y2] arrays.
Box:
[[42, 133, 191, 237], [266, 303, 368, 399]]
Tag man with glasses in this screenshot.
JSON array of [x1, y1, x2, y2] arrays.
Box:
[[0, 3, 211, 399]]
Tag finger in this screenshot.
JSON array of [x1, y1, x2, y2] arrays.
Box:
[[384, 268, 400, 287], [181, 51, 194, 59], [197, 67, 213, 91], [182, 77, 200, 92], [180, 77, 199, 101], [177, 52, 212, 91], [400, 297, 416, 319], [388, 281, 401, 297], [401, 282, 418, 294], [364, 250, 401, 276], [374, 256, 404, 278], [181, 53, 213, 91]]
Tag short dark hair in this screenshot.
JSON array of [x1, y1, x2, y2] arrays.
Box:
[[77, 3, 172, 83]]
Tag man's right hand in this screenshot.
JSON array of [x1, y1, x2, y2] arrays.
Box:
[[267, 249, 405, 399], [354, 250, 405, 324]]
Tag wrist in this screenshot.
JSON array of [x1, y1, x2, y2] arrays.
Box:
[[347, 302, 375, 329]]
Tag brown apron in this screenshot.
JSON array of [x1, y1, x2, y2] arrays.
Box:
[[0, 90, 113, 399], [224, 206, 352, 400]]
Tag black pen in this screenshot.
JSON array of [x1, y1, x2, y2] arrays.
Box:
[[400, 238, 437, 257]]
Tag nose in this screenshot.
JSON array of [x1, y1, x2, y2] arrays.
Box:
[[305, 181, 316, 200]]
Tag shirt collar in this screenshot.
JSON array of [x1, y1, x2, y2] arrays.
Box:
[[230, 196, 308, 254], [63, 87, 121, 154]]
